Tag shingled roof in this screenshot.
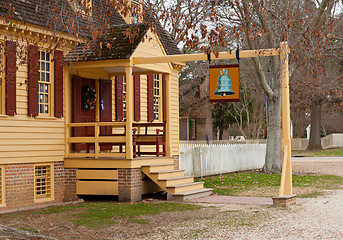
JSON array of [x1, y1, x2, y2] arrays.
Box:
[[0, 0, 181, 61], [65, 24, 149, 62]]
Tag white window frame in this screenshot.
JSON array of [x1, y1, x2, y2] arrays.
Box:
[[153, 74, 161, 121], [38, 50, 54, 116], [123, 75, 127, 119]]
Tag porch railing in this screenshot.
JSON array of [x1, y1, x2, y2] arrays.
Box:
[[66, 122, 166, 159], [66, 122, 127, 158]]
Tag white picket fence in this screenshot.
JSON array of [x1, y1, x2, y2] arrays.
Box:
[[179, 144, 266, 177]]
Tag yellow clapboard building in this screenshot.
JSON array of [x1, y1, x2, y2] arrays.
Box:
[[0, 0, 211, 211]]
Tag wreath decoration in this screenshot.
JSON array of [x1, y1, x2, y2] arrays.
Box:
[[81, 86, 97, 110]]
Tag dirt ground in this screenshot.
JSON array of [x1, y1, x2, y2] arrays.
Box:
[[0, 156, 342, 240]]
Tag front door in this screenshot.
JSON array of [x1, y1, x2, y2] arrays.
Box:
[[72, 75, 96, 151]]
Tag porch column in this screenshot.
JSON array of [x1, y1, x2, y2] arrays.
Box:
[[125, 66, 134, 159], [165, 73, 172, 156]]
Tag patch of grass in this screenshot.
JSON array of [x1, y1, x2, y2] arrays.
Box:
[[18, 227, 37, 232], [34, 202, 201, 229], [297, 191, 323, 198], [34, 204, 86, 214], [292, 148, 343, 157], [312, 148, 343, 157], [197, 172, 343, 198]]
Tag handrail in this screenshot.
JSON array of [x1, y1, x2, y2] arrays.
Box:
[[67, 122, 126, 127]]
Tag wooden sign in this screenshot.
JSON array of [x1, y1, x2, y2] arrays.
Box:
[[209, 65, 239, 102]]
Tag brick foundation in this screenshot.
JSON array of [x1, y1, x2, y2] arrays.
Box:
[[1, 162, 78, 212], [272, 195, 297, 207], [118, 168, 142, 202], [173, 155, 179, 170]]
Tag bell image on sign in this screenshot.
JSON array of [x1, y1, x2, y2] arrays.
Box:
[[210, 65, 239, 102]]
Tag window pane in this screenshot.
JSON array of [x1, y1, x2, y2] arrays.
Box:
[[40, 104, 44, 113], [45, 105, 48, 113], [41, 62, 45, 71], [46, 53, 50, 61], [46, 73, 50, 82], [41, 72, 45, 82], [44, 95, 48, 103], [44, 84, 48, 93], [46, 63, 50, 71], [41, 51, 45, 61]]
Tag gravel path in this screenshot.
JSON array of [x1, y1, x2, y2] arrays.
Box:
[[142, 156, 343, 239], [0, 157, 342, 240]]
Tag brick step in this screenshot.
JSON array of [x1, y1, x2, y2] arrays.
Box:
[[167, 188, 213, 201], [166, 182, 204, 194]]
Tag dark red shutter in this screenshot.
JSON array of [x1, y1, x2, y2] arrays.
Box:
[[147, 74, 154, 122], [134, 75, 140, 122], [100, 79, 112, 150], [28, 45, 39, 117], [5, 41, 16, 116], [115, 76, 123, 121], [54, 50, 63, 118], [162, 74, 167, 122], [72, 75, 82, 151]]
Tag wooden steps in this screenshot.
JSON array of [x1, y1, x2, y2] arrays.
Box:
[[141, 164, 212, 201]]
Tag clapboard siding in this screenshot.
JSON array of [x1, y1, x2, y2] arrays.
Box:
[[0, 37, 66, 165], [170, 70, 179, 156], [0, 118, 65, 164]]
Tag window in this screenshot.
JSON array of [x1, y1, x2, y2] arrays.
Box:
[[153, 74, 160, 121], [123, 76, 127, 119], [131, 0, 139, 24], [68, 0, 92, 15], [0, 166, 5, 207], [38, 50, 52, 115], [34, 163, 54, 202], [0, 42, 4, 115], [189, 119, 196, 140]]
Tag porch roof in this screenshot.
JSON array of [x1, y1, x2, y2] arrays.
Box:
[[65, 24, 148, 62]]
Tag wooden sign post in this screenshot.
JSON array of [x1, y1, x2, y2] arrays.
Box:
[[133, 41, 295, 206]]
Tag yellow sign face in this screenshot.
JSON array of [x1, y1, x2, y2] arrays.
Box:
[[209, 65, 239, 102]]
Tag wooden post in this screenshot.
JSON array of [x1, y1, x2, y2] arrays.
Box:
[[165, 73, 172, 156], [279, 41, 293, 197], [94, 123, 99, 158], [125, 66, 133, 159], [95, 79, 100, 122]]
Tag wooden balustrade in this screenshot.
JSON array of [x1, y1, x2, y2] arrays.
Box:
[[66, 122, 166, 159], [66, 122, 126, 158]]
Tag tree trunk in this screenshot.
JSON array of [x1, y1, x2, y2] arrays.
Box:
[[307, 101, 323, 151], [219, 128, 224, 140], [263, 95, 282, 173]]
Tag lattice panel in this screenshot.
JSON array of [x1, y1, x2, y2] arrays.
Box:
[[35, 166, 51, 199]]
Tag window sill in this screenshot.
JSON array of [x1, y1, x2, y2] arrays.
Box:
[[34, 197, 54, 203], [34, 116, 57, 120], [0, 114, 8, 118]]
